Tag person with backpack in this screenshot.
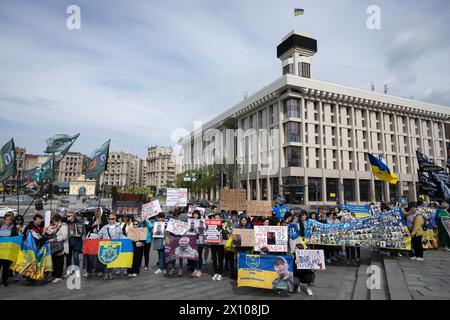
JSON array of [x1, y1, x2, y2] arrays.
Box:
[[409, 203, 425, 261]]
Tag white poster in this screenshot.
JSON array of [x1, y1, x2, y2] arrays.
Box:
[[141, 200, 162, 219], [187, 205, 206, 218], [166, 188, 188, 207], [166, 218, 188, 236], [295, 249, 326, 270], [254, 226, 288, 252], [152, 221, 166, 238], [45, 210, 51, 228]]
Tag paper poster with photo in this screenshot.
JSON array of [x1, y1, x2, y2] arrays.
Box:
[[127, 227, 147, 242], [166, 188, 188, 207], [254, 226, 288, 252], [185, 218, 206, 236], [153, 221, 165, 238], [204, 219, 223, 244], [237, 253, 294, 292], [165, 234, 198, 261], [166, 218, 188, 236], [232, 229, 256, 247], [187, 205, 206, 218], [295, 249, 326, 270], [141, 200, 162, 219]]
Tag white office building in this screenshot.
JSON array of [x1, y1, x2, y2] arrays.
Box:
[[180, 30, 450, 207]]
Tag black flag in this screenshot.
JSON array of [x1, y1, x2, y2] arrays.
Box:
[[416, 150, 444, 172]]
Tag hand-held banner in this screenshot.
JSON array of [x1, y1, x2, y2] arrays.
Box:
[[295, 249, 326, 270]]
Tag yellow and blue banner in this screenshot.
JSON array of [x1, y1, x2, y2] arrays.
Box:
[[11, 233, 53, 280], [0, 235, 22, 263], [368, 153, 398, 184], [340, 204, 370, 218], [83, 238, 133, 268], [237, 253, 294, 291]]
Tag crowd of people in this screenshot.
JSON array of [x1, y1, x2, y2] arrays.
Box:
[[0, 200, 449, 296]]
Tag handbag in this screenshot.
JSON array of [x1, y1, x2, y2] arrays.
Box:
[[50, 240, 64, 255]]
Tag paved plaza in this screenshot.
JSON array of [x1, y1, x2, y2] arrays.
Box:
[[1, 247, 449, 300]]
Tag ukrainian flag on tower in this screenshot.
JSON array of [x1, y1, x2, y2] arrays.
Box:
[[368, 153, 399, 184]]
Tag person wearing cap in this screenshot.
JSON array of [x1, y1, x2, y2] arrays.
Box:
[[272, 256, 295, 292]]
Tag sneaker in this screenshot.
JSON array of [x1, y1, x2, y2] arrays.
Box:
[[83, 272, 89, 278], [346, 260, 351, 265], [444, 247, 450, 252], [108, 273, 114, 280], [416, 257, 424, 262], [195, 271, 202, 278], [128, 274, 133, 277], [326, 259, 332, 264], [297, 286, 302, 293], [178, 269, 183, 276], [410, 256, 417, 261], [154, 269, 163, 274], [216, 274, 223, 281], [144, 267, 148, 272], [104, 274, 109, 280], [168, 268, 175, 275], [2, 282, 9, 287], [162, 269, 167, 275], [397, 252, 403, 257], [306, 288, 313, 296], [191, 271, 197, 277], [115, 270, 121, 275], [133, 274, 138, 277], [98, 272, 104, 277], [211, 274, 218, 280], [51, 278, 62, 283], [355, 258, 360, 263]]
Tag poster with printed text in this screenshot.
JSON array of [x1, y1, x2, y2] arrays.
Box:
[[254, 226, 288, 252]]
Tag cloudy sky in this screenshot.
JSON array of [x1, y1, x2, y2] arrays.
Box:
[[1, 0, 449, 159]]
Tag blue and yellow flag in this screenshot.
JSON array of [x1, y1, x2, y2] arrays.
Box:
[[294, 8, 304, 16], [11, 232, 53, 280], [0, 235, 22, 263], [83, 238, 133, 268], [368, 153, 398, 184]]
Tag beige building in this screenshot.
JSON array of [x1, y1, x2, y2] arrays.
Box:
[[180, 30, 450, 207], [11, 147, 26, 181], [69, 175, 96, 196], [55, 152, 84, 182], [100, 151, 142, 188], [145, 146, 177, 190]]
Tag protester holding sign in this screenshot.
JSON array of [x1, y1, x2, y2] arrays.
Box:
[[293, 244, 316, 296], [97, 213, 124, 280], [153, 213, 167, 274], [0, 212, 19, 287], [127, 220, 145, 277], [192, 210, 205, 278], [44, 214, 69, 283], [209, 213, 225, 281], [139, 216, 153, 272]]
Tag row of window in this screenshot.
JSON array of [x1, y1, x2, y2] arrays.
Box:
[[282, 62, 311, 78]]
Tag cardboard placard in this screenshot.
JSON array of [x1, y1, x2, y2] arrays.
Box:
[[127, 227, 147, 242], [246, 200, 273, 217], [232, 229, 255, 247], [220, 189, 247, 211]]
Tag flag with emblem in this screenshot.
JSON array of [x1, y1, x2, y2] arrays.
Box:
[[44, 133, 80, 154], [0, 138, 16, 182], [85, 140, 110, 179], [83, 238, 133, 268]]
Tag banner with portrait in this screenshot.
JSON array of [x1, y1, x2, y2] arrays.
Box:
[[187, 205, 206, 218], [340, 204, 370, 218], [305, 207, 411, 250], [254, 226, 288, 252], [237, 253, 295, 292], [165, 234, 198, 261]]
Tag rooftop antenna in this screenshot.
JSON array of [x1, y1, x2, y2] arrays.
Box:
[[243, 91, 248, 100], [370, 81, 375, 92], [384, 84, 388, 94]]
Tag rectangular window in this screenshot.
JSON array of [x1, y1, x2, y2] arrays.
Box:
[[283, 64, 294, 75], [284, 99, 300, 118], [285, 147, 301, 167], [326, 178, 338, 202], [343, 179, 355, 202], [359, 180, 370, 202], [285, 122, 301, 142], [299, 62, 311, 78], [308, 177, 322, 202]]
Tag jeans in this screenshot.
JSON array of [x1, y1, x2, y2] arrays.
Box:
[[157, 249, 166, 270], [225, 251, 236, 278], [196, 246, 204, 271], [411, 235, 423, 258], [211, 245, 224, 275], [0, 259, 11, 284], [67, 247, 81, 268], [345, 246, 356, 260]]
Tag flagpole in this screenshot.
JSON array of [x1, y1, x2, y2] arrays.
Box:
[[22, 181, 43, 218], [16, 171, 20, 215]]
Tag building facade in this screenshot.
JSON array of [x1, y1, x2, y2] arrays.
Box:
[[55, 152, 84, 182], [180, 30, 450, 207], [100, 151, 142, 188], [69, 175, 96, 197], [11, 147, 26, 181], [145, 146, 176, 191]]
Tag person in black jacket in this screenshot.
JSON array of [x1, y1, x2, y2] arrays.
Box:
[[66, 212, 85, 270], [0, 212, 19, 287]]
